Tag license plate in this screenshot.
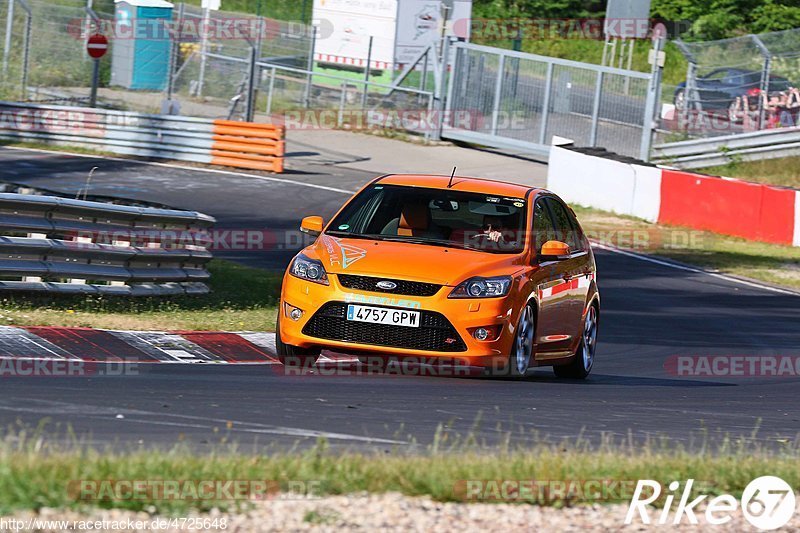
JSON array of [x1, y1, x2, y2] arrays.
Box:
[[346, 305, 420, 328]]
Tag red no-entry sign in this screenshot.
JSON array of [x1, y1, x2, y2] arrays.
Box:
[[87, 34, 108, 59]]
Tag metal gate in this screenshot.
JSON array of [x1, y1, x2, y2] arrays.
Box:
[[442, 42, 660, 160]]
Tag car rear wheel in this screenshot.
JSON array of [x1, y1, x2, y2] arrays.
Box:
[[554, 304, 597, 379], [276, 313, 320, 367]]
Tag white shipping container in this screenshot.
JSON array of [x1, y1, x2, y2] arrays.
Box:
[[313, 0, 399, 69], [313, 0, 472, 70]]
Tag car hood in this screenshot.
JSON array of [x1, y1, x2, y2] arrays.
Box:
[[308, 235, 527, 286]]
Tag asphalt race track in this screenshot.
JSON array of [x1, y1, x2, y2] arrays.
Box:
[[0, 146, 799, 451]]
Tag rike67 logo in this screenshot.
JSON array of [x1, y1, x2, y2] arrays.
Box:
[[626, 476, 796, 530]]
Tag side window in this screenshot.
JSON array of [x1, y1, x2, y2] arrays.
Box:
[[564, 205, 586, 252], [724, 72, 747, 87], [703, 69, 727, 81], [545, 198, 583, 251], [532, 199, 557, 253]]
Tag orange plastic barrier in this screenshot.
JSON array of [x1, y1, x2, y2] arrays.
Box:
[[211, 120, 286, 173]]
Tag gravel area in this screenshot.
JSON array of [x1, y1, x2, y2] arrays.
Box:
[[3, 492, 799, 532]]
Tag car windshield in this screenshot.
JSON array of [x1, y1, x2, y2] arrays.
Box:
[[327, 184, 527, 254]]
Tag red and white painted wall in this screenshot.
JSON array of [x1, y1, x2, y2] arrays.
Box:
[[547, 144, 800, 247]]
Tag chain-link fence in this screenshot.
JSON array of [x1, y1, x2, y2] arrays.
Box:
[[667, 28, 800, 138], [1, 0, 665, 157], [0, 0, 114, 104], [0, 0, 434, 134], [443, 42, 657, 159]]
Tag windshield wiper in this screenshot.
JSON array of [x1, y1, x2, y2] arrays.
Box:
[[372, 235, 489, 252], [325, 231, 519, 253], [377, 236, 452, 247], [324, 230, 384, 241]]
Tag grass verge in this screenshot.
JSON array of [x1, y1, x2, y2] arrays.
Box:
[[573, 206, 800, 291], [0, 260, 281, 331], [0, 429, 797, 514], [698, 156, 800, 190], [0, 140, 123, 160]]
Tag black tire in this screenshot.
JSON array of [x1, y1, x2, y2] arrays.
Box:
[[276, 313, 320, 368], [553, 304, 598, 380], [488, 303, 535, 378]]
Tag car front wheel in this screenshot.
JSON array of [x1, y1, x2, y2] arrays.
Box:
[[276, 313, 320, 367], [554, 304, 598, 379], [490, 304, 535, 378]]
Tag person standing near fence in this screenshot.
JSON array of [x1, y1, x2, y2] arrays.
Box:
[[783, 87, 800, 127]]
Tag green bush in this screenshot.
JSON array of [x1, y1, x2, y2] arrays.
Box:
[[472, 0, 800, 40]]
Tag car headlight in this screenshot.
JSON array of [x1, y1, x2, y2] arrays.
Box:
[[289, 254, 329, 285], [449, 276, 512, 298]]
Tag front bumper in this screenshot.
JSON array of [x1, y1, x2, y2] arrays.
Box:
[[280, 272, 519, 368]]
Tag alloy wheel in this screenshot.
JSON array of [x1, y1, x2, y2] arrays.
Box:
[[582, 306, 598, 371], [515, 305, 534, 375]]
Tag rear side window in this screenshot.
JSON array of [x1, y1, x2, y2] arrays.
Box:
[[545, 198, 584, 251], [532, 200, 557, 253], [725, 74, 744, 86]]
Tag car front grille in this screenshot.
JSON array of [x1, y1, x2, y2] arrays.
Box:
[[303, 302, 467, 352], [337, 274, 442, 297]]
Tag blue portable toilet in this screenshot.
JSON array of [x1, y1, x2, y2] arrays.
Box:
[[111, 0, 174, 90]]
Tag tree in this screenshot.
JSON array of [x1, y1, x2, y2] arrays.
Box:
[[474, 0, 800, 40], [751, 0, 800, 33]]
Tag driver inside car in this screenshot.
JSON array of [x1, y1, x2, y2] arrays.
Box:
[[474, 214, 519, 246]]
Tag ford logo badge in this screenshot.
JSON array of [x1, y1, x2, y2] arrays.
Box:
[[376, 280, 397, 290]]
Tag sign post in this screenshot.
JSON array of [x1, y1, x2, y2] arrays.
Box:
[[197, 0, 221, 97], [86, 33, 109, 108]]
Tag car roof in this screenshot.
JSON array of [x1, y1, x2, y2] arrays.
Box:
[[375, 174, 538, 199], [725, 68, 786, 79]]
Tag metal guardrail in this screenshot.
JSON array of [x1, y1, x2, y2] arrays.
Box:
[[0, 193, 215, 295], [651, 127, 800, 168], [0, 102, 286, 172]]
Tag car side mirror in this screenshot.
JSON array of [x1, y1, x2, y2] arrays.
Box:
[[300, 216, 323, 236], [538, 240, 571, 261]]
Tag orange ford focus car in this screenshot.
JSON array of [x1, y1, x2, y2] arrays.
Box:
[[278, 174, 599, 378]]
